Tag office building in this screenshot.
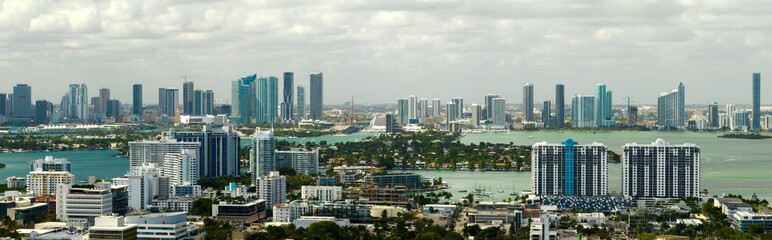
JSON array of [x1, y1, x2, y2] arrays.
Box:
[[98, 88, 110, 115], [35, 100, 51, 124], [384, 113, 402, 133], [0, 93, 6, 117], [542, 100, 551, 127], [183, 81, 194, 115], [251, 128, 275, 178], [88, 216, 137, 240], [753, 73, 761, 131], [572, 95, 595, 128], [56, 184, 113, 225], [595, 84, 613, 127], [445, 102, 457, 124], [105, 99, 121, 121], [132, 84, 142, 115], [276, 149, 319, 176], [470, 104, 481, 128], [301, 186, 342, 202], [622, 139, 700, 198], [125, 212, 203, 239], [158, 87, 167, 114], [726, 104, 736, 128], [10, 84, 32, 122], [397, 98, 409, 125], [202, 90, 214, 115], [231, 74, 256, 124], [212, 199, 267, 225], [523, 83, 534, 121], [708, 102, 719, 128], [657, 83, 685, 129], [255, 171, 286, 206], [282, 72, 295, 122], [27, 171, 75, 197], [128, 138, 200, 172], [170, 126, 240, 177], [30, 156, 71, 172], [492, 97, 506, 126], [164, 88, 179, 116], [193, 90, 202, 115], [162, 150, 199, 186], [419, 98, 429, 118], [273, 200, 314, 222], [484, 94, 500, 120], [68, 84, 89, 122], [96, 182, 129, 215], [256, 76, 279, 124], [555, 84, 565, 128], [408, 95, 418, 120], [309, 72, 323, 120], [297, 86, 305, 120], [431, 98, 441, 116], [452, 97, 464, 119], [532, 139, 608, 196]]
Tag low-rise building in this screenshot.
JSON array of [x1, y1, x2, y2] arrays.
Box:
[[88, 216, 137, 240], [273, 200, 314, 223], [212, 199, 267, 225], [56, 184, 113, 226], [714, 197, 754, 217], [316, 177, 337, 186], [317, 201, 371, 223], [151, 196, 197, 212], [301, 186, 342, 202], [732, 211, 772, 233], [170, 184, 202, 197], [530, 214, 557, 240], [276, 149, 319, 176], [468, 210, 520, 224], [125, 212, 204, 240], [294, 216, 350, 229], [348, 185, 410, 204], [5, 176, 26, 189], [5, 198, 48, 226], [366, 173, 424, 189]]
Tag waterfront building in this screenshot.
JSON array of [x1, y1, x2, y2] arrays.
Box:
[[183, 81, 194, 115], [452, 97, 464, 119], [256, 76, 279, 124], [349, 185, 410, 204], [595, 84, 614, 127], [132, 84, 142, 116], [273, 200, 314, 222], [431, 98, 441, 116], [532, 139, 607, 196], [56, 184, 113, 225], [251, 128, 275, 178], [162, 150, 199, 186], [555, 84, 565, 128], [753, 73, 761, 131], [397, 98, 409, 125], [470, 104, 481, 128], [125, 212, 203, 239], [301, 186, 342, 202], [30, 156, 71, 172], [297, 86, 305, 120], [365, 173, 423, 189], [622, 139, 700, 198], [231, 74, 256, 124], [542, 100, 551, 127], [128, 138, 200, 173], [726, 104, 736, 128], [492, 97, 506, 126], [88, 216, 137, 240], [213, 199, 267, 225], [571, 95, 595, 128], [484, 94, 500, 120], [276, 149, 319, 176], [732, 211, 772, 233], [523, 83, 534, 121], [732, 111, 749, 131], [169, 126, 240, 177], [27, 171, 75, 197], [309, 72, 323, 120], [708, 102, 719, 129], [657, 83, 685, 129], [282, 72, 295, 123], [255, 171, 286, 206]]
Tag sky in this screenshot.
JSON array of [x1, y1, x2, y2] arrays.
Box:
[[0, 0, 771, 106]]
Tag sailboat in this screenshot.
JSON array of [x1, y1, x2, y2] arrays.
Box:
[[510, 180, 518, 196]]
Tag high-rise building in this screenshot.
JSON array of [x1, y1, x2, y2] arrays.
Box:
[[431, 99, 441, 116], [532, 139, 607, 196], [132, 84, 142, 115], [128, 138, 200, 173], [595, 84, 613, 127], [35, 100, 51, 124], [98, 88, 110, 115], [91, 96, 101, 118], [408, 95, 418, 120], [657, 83, 685, 129], [163, 150, 199, 186], [470, 104, 481, 128], [542, 100, 551, 127], [622, 139, 700, 198], [255, 171, 287, 207], [257, 76, 279, 124], [708, 102, 719, 129], [276, 149, 319, 176], [231, 74, 257, 124], [27, 170, 75, 196], [484, 94, 500, 120], [183, 81, 194, 115], [283, 72, 295, 123], [56, 184, 114, 224], [452, 97, 464, 119], [68, 84, 89, 122], [309, 72, 323, 120], [194, 90, 202, 116], [419, 99, 429, 118], [523, 83, 534, 121], [164, 88, 179, 116], [555, 84, 565, 128], [202, 90, 214, 115], [0, 93, 6, 117], [397, 98, 409, 125], [628, 106, 639, 125], [158, 88, 167, 114], [31, 156, 71, 172], [170, 126, 240, 177], [571, 95, 595, 128], [732, 111, 749, 131], [445, 102, 457, 124], [492, 98, 506, 126], [753, 73, 761, 131], [296, 86, 305, 120], [251, 129, 275, 178], [726, 104, 736, 128], [10, 84, 32, 122], [105, 99, 121, 121]]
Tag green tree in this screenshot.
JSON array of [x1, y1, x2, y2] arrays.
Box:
[[279, 166, 297, 176], [189, 198, 214, 216]]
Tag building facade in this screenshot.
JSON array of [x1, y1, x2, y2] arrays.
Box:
[[251, 129, 275, 178], [571, 95, 595, 128], [309, 72, 323, 120], [532, 139, 607, 196], [301, 186, 342, 202], [622, 139, 700, 198], [170, 126, 240, 177], [255, 171, 287, 207], [276, 149, 319, 176], [523, 83, 534, 122], [657, 83, 685, 129]]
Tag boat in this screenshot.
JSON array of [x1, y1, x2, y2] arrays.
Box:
[[498, 190, 504, 193], [458, 189, 468, 193], [528, 135, 534, 139]]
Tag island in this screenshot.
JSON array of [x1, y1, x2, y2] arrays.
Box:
[[718, 133, 772, 139]]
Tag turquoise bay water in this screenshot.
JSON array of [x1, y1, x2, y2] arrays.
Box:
[[0, 150, 128, 183]]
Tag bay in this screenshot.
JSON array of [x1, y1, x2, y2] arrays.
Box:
[[0, 150, 129, 183]]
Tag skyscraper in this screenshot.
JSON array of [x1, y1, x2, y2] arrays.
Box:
[[419, 98, 429, 118], [256, 76, 279, 124], [231, 74, 256, 124], [555, 84, 565, 128], [484, 94, 500, 120], [182, 81, 194, 115], [397, 98, 409, 125], [35, 100, 51, 124], [431, 99, 441, 116], [0, 93, 6, 117], [251, 129, 275, 177], [283, 72, 295, 122], [470, 104, 481, 128], [753, 73, 761, 131], [532, 139, 607, 196], [194, 90, 202, 116], [523, 83, 534, 121], [158, 88, 167, 114], [657, 83, 685, 129], [445, 102, 457, 124], [708, 102, 719, 129], [452, 97, 463, 119], [622, 139, 700, 198], [202, 90, 214, 115], [132, 84, 142, 115], [296, 86, 305, 120], [12, 84, 32, 122], [68, 84, 89, 122], [170, 126, 240, 178], [408, 95, 418, 120], [99, 88, 110, 115], [594, 84, 613, 127], [572, 94, 595, 128], [492, 97, 506, 126], [164, 88, 179, 116], [309, 72, 323, 120], [542, 100, 551, 127], [106, 99, 121, 121]]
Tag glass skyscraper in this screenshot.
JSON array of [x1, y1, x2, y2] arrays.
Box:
[[12, 84, 32, 122], [397, 98, 409, 125], [492, 97, 506, 126], [572, 94, 595, 128], [523, 83, 534, 121], [68, 84, 89, 122], [484, 94, 499, 120], [309, 72, 323, 120], [183, 81, 194, 115], [283, 72, 294, 122], [594, 84, 613, 127], [231, 74, 256, 124], [171, 126, 240, 178], [753, 73, 761, 131], [257, 76, 279, 124], [555, 84, 565, 128], [452, 97, 463, 119], [251, 129, 275, 178], [296, 86, 305, 120], [657, 83, 685, 129], [132, 84, 142, 115]]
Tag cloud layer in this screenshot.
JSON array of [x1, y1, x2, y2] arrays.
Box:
[[1, 0, 771, 105]]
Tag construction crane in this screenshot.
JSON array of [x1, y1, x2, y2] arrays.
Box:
[[366, 164, 387, 201], [180, 75, 196, 82]]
